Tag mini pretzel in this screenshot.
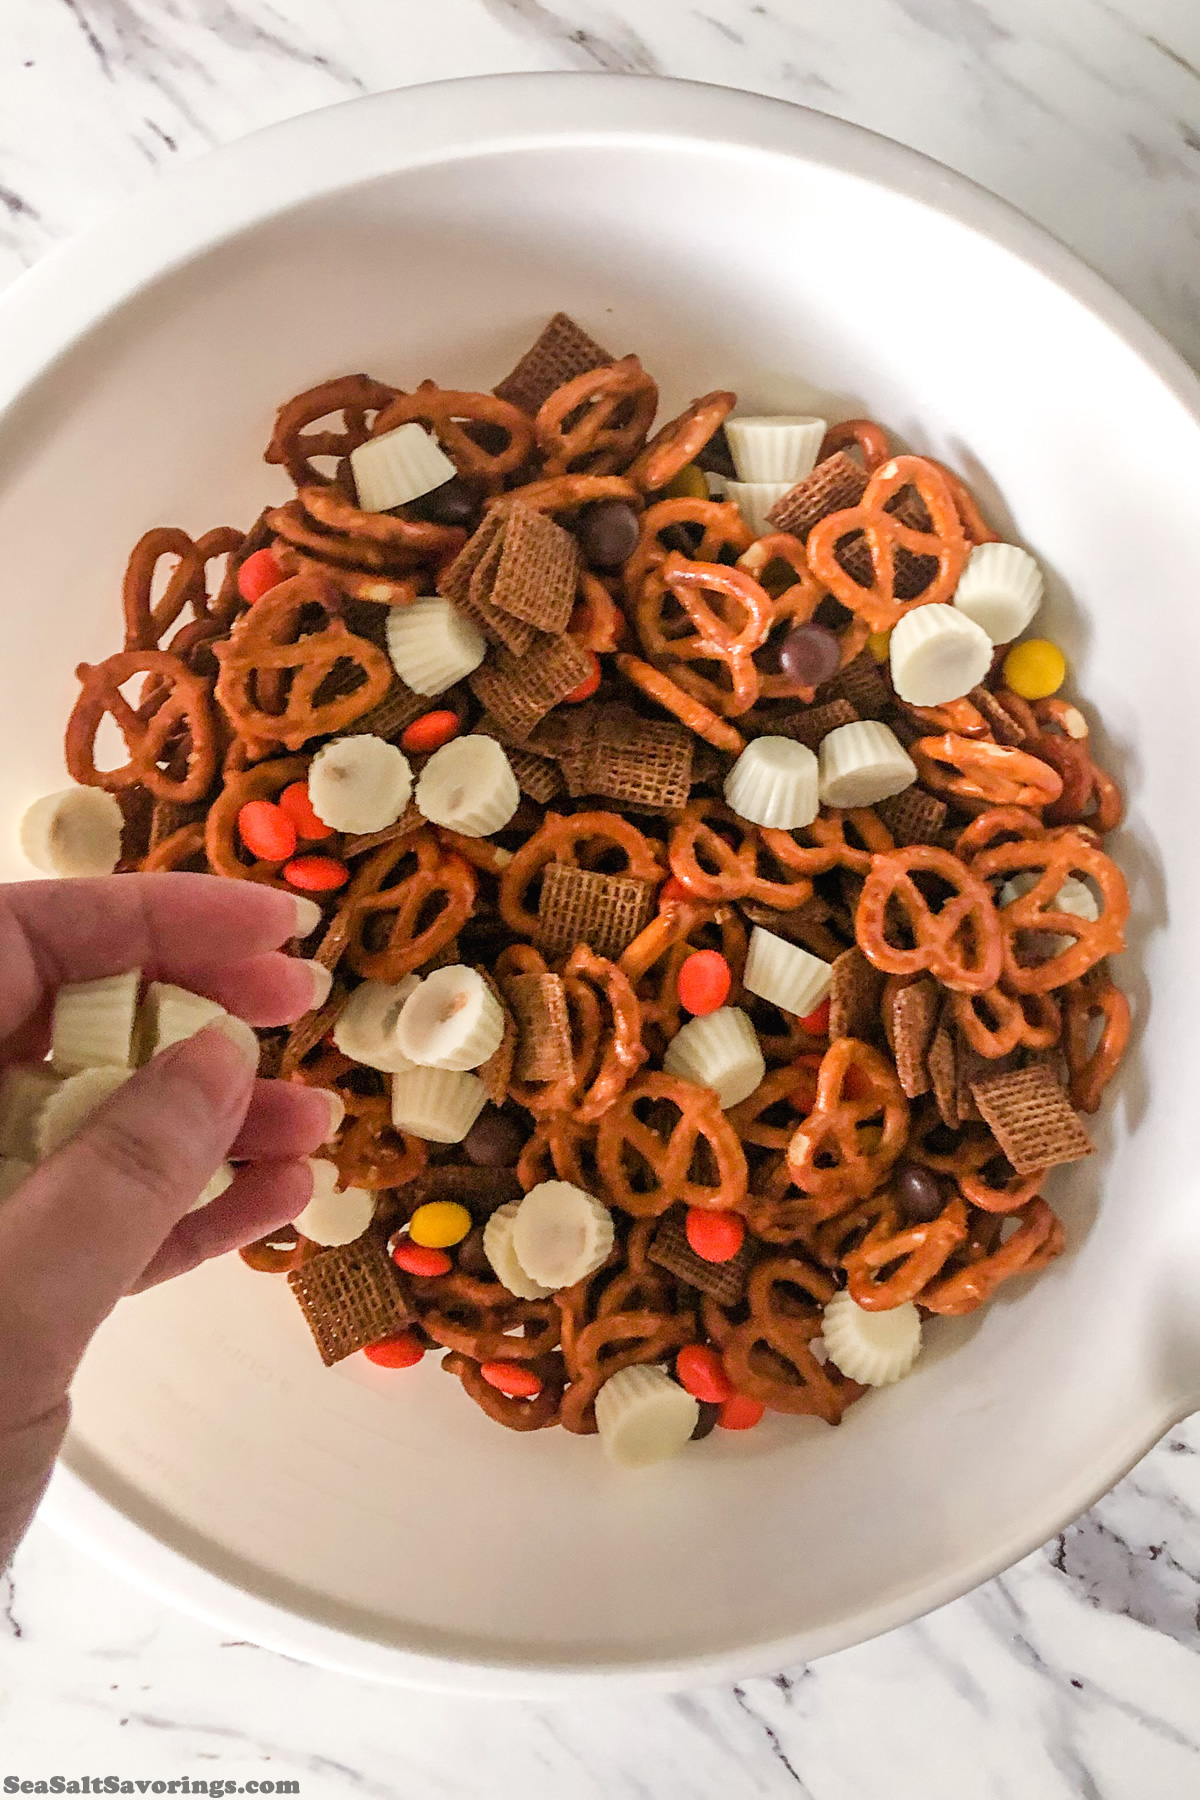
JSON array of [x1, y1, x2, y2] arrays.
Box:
[[494, 474, 641, 516], [535, 355, 659, 477], [1030, 730, 1124, 834], [899, 696, 992, 739], [335, 1093, 428, 1191], [786, 1037, 909, 1209], [737, 533, 868, 699], [569, 572, 628, 653], [843, 1196, 968, 1309], [763, 807, 895, 880], [615, 654, 746, 755], [67, 650, 218, 804], [619, 896, 748, 1046], [959, 1154, 1045, 1214], [919, 1198, 1063, 1315], [123, 526, 244, 650], [213, 573, 393, 750], [819, 419, 891, 472], [972, 830, 1129, 994], [624, 497, 753, 599], [517, 1113, 601, 1194], [265, 373, 398, 488], [954, 806, 1046, 860], [595, 1071, 749, 1217], [559, 1306, 695, 1435], [345, 830, 477, 981], [498, 809, 663, 938], [913, 734, 1064, 810], [927, 459, 1001, 545], [143, 821, 208, 872], [806, 456, 969, 631], [635, 552, 772, 717], [951, 984, 1061, 1059], [442, 1350, 564, 1432], [1062, 966, 1130, 1114], [271, 544, 421, 607], [733, 1063, 822, 1244], [625, 390, 736, 492], [371, 382, 535, 491], [668, 800, 816, 908], [298, 484, 466, 570], [856, 844, 1003, 992], [560, 944, 648, 1123], [418, 1271, 560, 1362], [206, 753, 311, 885], [706, 1256, 862, 1422], [239, 1224, 319, 1274]]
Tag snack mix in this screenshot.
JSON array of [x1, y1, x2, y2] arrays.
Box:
[[10, 314, 1130, 1468]]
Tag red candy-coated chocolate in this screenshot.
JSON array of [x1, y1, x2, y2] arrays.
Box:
[[237, 547, 284, 605], [364, 1331, 425, 1368], [480, 1361, 544, 1399], [676, 1343, 734, 1404], [279, 780, 336, 842], [401, 710, 460, 754], [718, 1393, 765, 1430], [677, 948, 732, 1016], [283, 854, 349, 893], [799, 996, 831, 1035], [563, 652, 602, 704], [237, 798, 297, 862], [685, 1207, 746, 1264], [659, 875, 691, 906], [391, 1240, 453, 1278]]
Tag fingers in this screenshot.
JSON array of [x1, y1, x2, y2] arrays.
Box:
[[229, 1079, 342, 1162], [189, 954, 331, 1028], [131, 1159, 314, 1291], [0, 873, 320, 1043], [0, 1025, 257, 1415]]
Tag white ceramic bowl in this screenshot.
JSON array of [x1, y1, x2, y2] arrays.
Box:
[[1, 75, 1197, 1694]]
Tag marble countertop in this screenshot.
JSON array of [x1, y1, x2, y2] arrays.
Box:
[[1, 2, 1199, 1794]]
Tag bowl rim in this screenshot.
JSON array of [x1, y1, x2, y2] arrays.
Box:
[[7, 70, 1198, 1693]]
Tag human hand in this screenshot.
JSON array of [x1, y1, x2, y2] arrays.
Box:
[[0, 872, 340, 1567]]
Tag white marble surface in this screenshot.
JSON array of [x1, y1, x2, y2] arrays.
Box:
[[1, 1, 1199, 1793]]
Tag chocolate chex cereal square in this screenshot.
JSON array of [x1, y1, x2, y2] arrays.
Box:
[[888, 974, 939, 1098], [563, 705, 692, 813], [507, 744, 566, 803], [437, 509, 504, 606], [469, 635, 593, 741], [773, 698, 859, 752], [505, 972, 574, 1081], [820, 651, 891, 719], [465, 526, 537, 656], [535, 862, 656, 962], [476, 967, 517, 1106], [828, 946, 885, 1042], [876, 786, 947, 846], [493, 312, 614, 415], [288, 1233, 412, 1367], [489, 503, 580, 635], [649, 1208, 754, 1305], [970, 1062, 1094, 1174], [766, 451, 867, 538]]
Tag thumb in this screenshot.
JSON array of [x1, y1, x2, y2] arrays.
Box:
[[0, 1025, 258, 1422]]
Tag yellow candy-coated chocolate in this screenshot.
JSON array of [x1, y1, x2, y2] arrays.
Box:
[[663, 462, 709, 501], [867, 630, 892, 664], [1003, 638, 1066, 700], [409, 1199, 472, 1248]]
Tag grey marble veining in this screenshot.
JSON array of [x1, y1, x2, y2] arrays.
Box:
[[0, 2, 1199, 1794]]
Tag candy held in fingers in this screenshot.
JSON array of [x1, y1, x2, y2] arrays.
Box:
[[416, 735, 519, 837], [483, 1198, 554, 1299], [294, 1159, 376, 1246], [51, 970, 140, 1074], [817, 720, 917, 808], [685, 1207, 745, 1264], [724, 736, 819, 829], [725, 416, 825, 484], [308, 735, 413, 836], [34, 1065, 129, 1159], [390, 1067, 488, 1143], [331, 976, 418, 1073], [19, 787, 123, 878], [0, 1066, 65, 1161], [187, 1161, 236, 1215], [744, 926, 831, 1019], [888, 602, 993, 705], [511, 1179, 614, 1289], [953, 542, 1043, 644], [677, 949, 732, 1017], [1003, 637, 1066, 699], [663, 1006, 765, 1109], [594, 1364, 700, 1467], [386, 595, 487, 695], [822, 1289, 922, 1385], [135, 982, 258, 1068], [350, 421, 457, 512], [396, 965, 505, 1071]]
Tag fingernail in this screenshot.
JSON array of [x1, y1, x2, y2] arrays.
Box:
[[301, 959, 334, 1009], [318, 1089, 345, 1139], [291, 896, 324, 938], [212, 1014, 261, 1072]]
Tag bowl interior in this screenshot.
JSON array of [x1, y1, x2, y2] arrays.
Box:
[[2, 101, 1198, 1683]]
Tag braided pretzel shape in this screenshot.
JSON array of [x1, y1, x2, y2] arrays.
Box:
[[595, 1071, 749, 1217], [972, 830, 1129, 994], [786, 1037, 909, 1209], [668, 800, 815, 907], [498, 810, 662, 938], [843, 1196, 969, 1310], [624, 495, 753, 600], [626, 389, 735, 492], [919, 1198, 1063, 1315], [913, 734, 1064, 810], [535, 355, 659, 477], [123, 526, 244, 650], [1062, 967, 1131, 1114], [371, 382, 535, 491], [67, 650, 218, 804], [708, 1257, 863, 1421], [806, 455, 969, 631], [856, 844, 1003, 992], [265, 373, 398, 488], [737, 533, 868, 700], [345, 830, 477, 981]]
